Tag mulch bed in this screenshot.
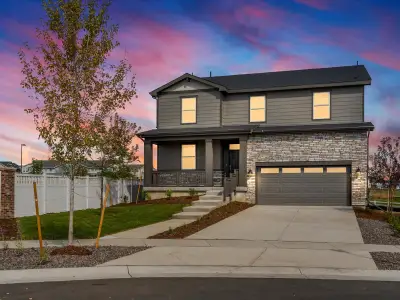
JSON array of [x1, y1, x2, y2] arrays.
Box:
[[149, 201, 254, 239], [117, 196, 199, 206], [50, 245, 93, 256], [0, 218, 18, 240], [0, 246, 149, 270], [371, 252, 400, 270], [354, 207, 400, 245]]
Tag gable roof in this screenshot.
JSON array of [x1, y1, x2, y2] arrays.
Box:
[[150, 65, 371, 97], [149, 73, 227, 97], [201, 65, 371, 93], [0, 161, 20, 170]]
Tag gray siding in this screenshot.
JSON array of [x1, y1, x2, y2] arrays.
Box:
[[158, 90, 221, 129], [221, 86, 364, 126], [157, 141, 205, 170]]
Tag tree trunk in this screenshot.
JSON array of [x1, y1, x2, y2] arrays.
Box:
[[100, 175, 104, 209], [68, 177, 75, 245]]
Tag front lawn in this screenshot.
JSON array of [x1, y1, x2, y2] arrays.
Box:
[[18, 204, 186, 240]]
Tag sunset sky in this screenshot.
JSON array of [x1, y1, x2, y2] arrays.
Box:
[[0, 0, 399, 165]]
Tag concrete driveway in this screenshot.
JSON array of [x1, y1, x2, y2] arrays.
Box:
[[187, 206, 364, 244]]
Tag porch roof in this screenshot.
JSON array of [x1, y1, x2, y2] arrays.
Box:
[[138, 122, 374, 139]]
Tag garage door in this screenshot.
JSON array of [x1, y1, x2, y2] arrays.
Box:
[[257, 166, 349, 206]]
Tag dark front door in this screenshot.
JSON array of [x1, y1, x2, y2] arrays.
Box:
[[224, 149, 239, 177]]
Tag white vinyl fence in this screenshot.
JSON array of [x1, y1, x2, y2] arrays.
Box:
[[15, 174, 140, 217]]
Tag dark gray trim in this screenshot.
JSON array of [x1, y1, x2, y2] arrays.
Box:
[[150, 134, 249, 143], [139, 122, 374, 139], [248, 94, 267, 124], [362, 86, 365, 122], [312, 90, 332, 121], [180, 95, 198, 125], [159, 88, 218, 95], [223, 81, 371, 94], [150, 73, 227, 97], [255, 161, 353, 167]]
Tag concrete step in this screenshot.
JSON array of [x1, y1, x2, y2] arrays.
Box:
[[173, 211, 208, 220], [193, 199, 224, 206], [183, 205, 215, 213], [199, 195, 224, 200], [206, 190, 223, 196]]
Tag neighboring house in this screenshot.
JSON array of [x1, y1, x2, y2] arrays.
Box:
[[0, 161, 21, 172], [139, 65, 374, 206], [22, 160, 103, 176]]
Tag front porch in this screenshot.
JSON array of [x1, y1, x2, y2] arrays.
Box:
[[143, 136, 248, 189]]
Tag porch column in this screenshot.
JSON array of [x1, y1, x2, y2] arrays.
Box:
[[205, 138, 213, 187], [144, 140, 153, 186], [239, 137, 247, 186]]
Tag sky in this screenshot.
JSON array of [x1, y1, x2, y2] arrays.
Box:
[[0, 0, 399, 166]]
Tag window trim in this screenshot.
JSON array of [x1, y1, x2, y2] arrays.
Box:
[[312, 91, 331, 121], [181, 144, 196, 170], [249, 95, 266, 123], [180, 96, 197, 125]]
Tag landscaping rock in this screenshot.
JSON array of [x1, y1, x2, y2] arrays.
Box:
[[149, 201, 253, 239], [0, 246, 149, 270], [371, 252, 400, 270]]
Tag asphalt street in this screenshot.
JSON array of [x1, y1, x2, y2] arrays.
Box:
[[1, 278, 400, 299]]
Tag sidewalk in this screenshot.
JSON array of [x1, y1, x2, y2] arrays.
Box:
[[1, 265, 400, 285]]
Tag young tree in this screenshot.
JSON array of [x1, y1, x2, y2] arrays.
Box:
[[31, 159, 44, 174], [92, 113, 140, 205], [19, 0, 137, 244], [369, 136, 400, 213]]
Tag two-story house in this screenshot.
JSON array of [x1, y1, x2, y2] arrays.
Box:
[[139, 65, 374, 206]]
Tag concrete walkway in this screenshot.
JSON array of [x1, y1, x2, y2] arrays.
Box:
[[188, 206, 364, 243]]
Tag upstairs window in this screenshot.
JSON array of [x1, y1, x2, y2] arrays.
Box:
[[250, 96, 266, 122], [181, 97, 196, 124], [313, 92, 330, 120], [181, 144, 196, 170]]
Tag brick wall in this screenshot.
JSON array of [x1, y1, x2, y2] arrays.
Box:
[[0, 167, 16, 219], [246, 131, 368, 205]]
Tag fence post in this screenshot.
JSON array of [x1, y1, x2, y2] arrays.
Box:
[[42, 173, 47, 214], [117, 180, 121, 205], [86, 175, 90, 209], [66, 177, 70, 211]]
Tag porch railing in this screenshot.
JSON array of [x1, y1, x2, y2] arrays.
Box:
[[152, 170, 206, 187]]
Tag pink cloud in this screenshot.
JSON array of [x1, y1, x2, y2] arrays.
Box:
[[361, 51, 400, 71], [271, 54, 321, 71], [294, 0, 331, 10]]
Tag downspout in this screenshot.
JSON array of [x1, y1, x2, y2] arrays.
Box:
[[366, 130, 370, 207]]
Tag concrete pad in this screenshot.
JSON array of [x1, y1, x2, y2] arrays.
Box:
[[127, 265, 237, 277], [145, 239, 210, 247], [188, 206, 297, 240], [101, 246, 265, 266], [206, 240, 274, 248], [0, 266, 130, 284], [231, 266, 303, 278], [97, 238, 147, 247], [252, 248, 377, 270], [109, 219, 193, 239], [330, 243, 400, 253], [272, 241, 334, 250], [300, 268, 400, 281]]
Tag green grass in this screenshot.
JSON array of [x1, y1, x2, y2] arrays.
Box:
[[18, 204, 186, 240], [370, 189, 400, 203]]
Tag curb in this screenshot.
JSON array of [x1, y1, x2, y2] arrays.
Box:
[[1, 266, 400, 284]]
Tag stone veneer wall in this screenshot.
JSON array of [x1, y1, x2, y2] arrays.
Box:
[[246, 131, 368, 205], [0, 167, 16, 219]]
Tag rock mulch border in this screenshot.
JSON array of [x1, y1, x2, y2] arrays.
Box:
[[371, 252, 400, 270], [0, 246, 149, 270], [354, 207, 400, 245], [149, 201, 254, 239]]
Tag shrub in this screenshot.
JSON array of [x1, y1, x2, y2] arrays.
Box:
[[165, 189, 173, 199], [388, 214, 400, 232], [142, 190, 151, 201], [188, 188, 198, 197]]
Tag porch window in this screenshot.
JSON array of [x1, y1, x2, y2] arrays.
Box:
[[181, 144, 196, 170], [181, 97, 196, 124], [313, 92, 330, 120], [250, 96, 266, 122]]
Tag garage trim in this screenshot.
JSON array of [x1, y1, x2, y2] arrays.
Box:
[[255, 161, 352, 206]]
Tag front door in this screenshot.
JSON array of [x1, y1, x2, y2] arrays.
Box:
[[223, 143, 240, 177]]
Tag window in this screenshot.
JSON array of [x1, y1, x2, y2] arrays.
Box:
[[229, 144, 240, 150], [304, 167, 324, 173], [313, 92, 330, 120], [181, 97, 196, 124], [250, 96, 266, 122], [326, 167, 347, 173], [261, 168, 279, 174], [282, 167, 301, 174], [181, 144, 196, 170]]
